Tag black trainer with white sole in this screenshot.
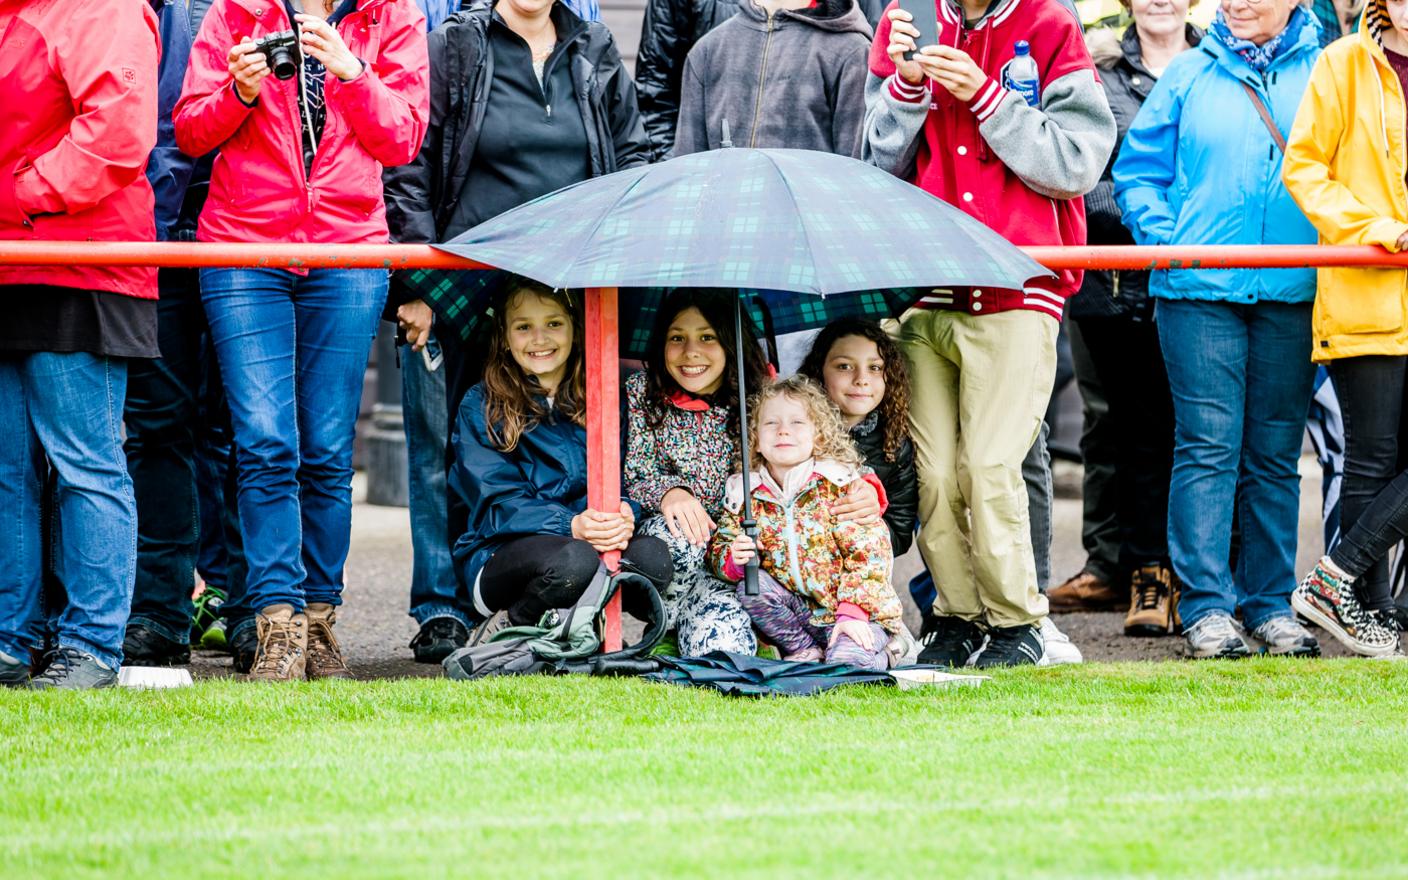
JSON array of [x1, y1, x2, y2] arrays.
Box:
[[917, 615, 985, 668], [973, 624, 1044, 668]]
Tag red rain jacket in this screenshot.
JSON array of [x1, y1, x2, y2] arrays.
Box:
[[174, 0, 429, 246], [0, 0, 160, 299]]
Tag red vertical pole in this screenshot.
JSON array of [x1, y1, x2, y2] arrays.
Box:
[[584, 286, 623, 653]]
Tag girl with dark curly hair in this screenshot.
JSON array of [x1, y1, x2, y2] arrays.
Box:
[[800, 319, 917, 556]]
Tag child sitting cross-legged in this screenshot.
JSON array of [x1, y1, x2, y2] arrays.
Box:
[[708, 376, 906, 669]]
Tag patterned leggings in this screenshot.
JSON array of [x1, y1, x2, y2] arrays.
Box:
[[639, 516, 757, 656], [737, 571, 891, 671]]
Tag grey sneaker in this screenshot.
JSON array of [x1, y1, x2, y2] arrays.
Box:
[[466, 609, 511, 648], [1184, 613, 1251, 660], [29, 646, 117, 690], [0, 649, 29, 688], [1250, 616, 1320, 657]]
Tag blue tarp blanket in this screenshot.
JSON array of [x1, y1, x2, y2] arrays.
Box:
[[643, 651, 904, 697]]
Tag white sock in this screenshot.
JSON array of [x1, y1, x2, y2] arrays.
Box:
[[1320, 556, 1354, 583]]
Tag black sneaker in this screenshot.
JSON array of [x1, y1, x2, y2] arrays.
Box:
[[123, 624, 191, 666], [973, 623, 1044, 668], [916, 615, 984, 667], [410, 617, 470, 664], [0, 649, 29, 688], [230, 622, 258, 675]]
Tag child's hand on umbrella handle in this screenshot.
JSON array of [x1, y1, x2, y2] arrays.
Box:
[[830, 618, 876, 652], [834, 480, 881, 525], [661, 488, 716, 547], [885, 9, 926, 85], [729, 533, 757, 569], [1397, 229, 1408, 251]]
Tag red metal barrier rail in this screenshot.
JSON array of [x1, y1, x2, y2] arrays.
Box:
[[3, 242, 1408, 271]]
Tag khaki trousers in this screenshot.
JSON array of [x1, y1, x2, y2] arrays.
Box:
[[897, 308, 1057, 627]]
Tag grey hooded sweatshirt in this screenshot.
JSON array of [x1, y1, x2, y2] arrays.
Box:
[[673, 0, 874, 157]]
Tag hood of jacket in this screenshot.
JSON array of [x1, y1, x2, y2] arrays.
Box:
[[733, 0, 872, 35], [1281, 0, 1408, 361], [723, 459, 861, 511]]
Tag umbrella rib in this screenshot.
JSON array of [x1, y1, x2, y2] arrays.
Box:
[[761, 151, 824, 296], [559, 170, 656, 287]]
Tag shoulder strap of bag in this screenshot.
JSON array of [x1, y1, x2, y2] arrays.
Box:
[[1240, 82, 1287, 154]]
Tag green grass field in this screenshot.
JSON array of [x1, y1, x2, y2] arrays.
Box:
[[3, 660, 1407, 879]]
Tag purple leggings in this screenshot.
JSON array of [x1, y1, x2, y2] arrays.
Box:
[[737, 572, 890, 670]]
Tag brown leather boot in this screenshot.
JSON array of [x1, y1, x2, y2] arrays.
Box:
[[248, 604, 307, 681], [1047, 570, 1123, 612], [1124, 564, 1174, 637], [305, 603, 354, 680]]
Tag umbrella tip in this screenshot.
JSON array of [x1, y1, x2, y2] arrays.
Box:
[[721, 118, 733, 149]]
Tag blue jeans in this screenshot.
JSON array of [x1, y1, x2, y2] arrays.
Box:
[[1156, 299, 1315, 629], [0, 352, 137, 669], [125, 268, 246, 643], [400, 337, 469, 627], [200, 267, 387, 613]]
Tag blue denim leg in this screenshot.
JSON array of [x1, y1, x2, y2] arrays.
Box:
[[124, 268, 203, 643], [294, 270, 387, 606], [400, 337, 468, 627], [1157, 299, 1247, 627], [201, 268, 385, 613], [195, 343, 250, 630], [23, 353, 137, 669], [1235, 303, 1314, 629], [0, 360, 46, 662]]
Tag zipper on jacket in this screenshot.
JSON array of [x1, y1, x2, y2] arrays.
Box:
[[784, 500, 803, 589], [747, 14, 776, 148]]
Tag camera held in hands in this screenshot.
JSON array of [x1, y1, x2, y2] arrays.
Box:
[[253, 30, 302, 80]]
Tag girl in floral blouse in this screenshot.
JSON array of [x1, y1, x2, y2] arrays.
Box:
[[709, 376, 906, 669]]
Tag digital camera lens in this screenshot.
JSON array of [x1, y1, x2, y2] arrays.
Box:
[[269, 47, 297, 80]]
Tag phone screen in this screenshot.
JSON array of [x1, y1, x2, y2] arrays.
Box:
[[896, 0, 941, 61]]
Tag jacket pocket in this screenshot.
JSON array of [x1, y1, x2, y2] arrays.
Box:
[[1318, 270, 1407, 336]]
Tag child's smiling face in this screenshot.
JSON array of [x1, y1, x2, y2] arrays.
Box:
[[821, 334, 886, 427], [664, 307, 726, 396], [757, 393, 816, 476]]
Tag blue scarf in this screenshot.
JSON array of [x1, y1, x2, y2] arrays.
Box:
[[1210, 5, 1315, 72]]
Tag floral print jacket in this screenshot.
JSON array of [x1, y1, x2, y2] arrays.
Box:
[[624, 370, 738, 519], [707, 459, 903, 634]]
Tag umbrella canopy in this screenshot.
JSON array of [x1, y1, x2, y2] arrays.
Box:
[[434, 147, 1051, 296]]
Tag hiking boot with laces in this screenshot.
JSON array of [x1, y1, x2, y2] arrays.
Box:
[[1125, 563, 1174, 637], [1047, 570, 1123, 612], [916, 615, 984, 667], [1290, 560, 1398, 657], [1250, 615, 1319, 657], [410, 617, 470, 664], [466, 609, 512, 648], [304, 603, 353, 680], [29, 646, 117, 689], [1184, 612, 1250, 659], [248, 604, 307, 682], [123, 623, 191, 666], [973, 623, 1044, 668], [1, 649, 29, 688]]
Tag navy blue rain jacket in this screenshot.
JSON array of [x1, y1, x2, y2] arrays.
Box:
[[148, 0, 213, 241]]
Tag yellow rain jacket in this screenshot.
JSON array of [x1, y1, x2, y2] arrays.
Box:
[[1283, 0, 1408, 362]]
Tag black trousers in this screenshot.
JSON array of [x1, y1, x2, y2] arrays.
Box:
[[477, 534, 672, 627], [1072, 315, 1175, 572], [1328, 355, 1408, 611]]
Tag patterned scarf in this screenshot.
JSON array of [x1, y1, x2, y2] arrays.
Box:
[[1210, 5, 1315, 72]]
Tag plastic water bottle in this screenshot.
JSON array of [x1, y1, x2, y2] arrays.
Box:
[[1004, 41, 1041, 107]]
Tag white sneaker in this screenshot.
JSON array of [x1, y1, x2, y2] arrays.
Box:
[[1038, 617, 1083, 666]]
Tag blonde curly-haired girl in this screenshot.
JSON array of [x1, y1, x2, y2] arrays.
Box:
[[708, 376, 909, 669]]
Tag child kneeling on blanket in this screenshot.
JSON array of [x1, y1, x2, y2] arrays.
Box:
[[709, 376, 908, 670]]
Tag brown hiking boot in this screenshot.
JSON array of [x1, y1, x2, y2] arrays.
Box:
[[1125, 564, 1174, 636], [305, 603, 354, 680], [249, 604, 307, 681], [1047, 571, 1123, 612]]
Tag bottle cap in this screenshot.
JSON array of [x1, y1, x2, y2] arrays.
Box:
[[1014, 40, 1031, 54]]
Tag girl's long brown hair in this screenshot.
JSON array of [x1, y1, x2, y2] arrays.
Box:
[[798, 318, 911, 462], [481, 280, 586, 452]]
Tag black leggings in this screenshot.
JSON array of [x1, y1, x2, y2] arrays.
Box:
[[1328, 355, 1408, 611], [476, 534, 672, 626]]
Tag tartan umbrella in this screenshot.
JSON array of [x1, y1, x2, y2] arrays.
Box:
[[427, 147, 1051, 603]]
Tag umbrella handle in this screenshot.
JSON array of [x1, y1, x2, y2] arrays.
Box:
[[743, 522, 760, 596]]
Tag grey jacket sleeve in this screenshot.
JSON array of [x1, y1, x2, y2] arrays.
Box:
[[977, 68, 1117, 200], [672, 48, 708, 156], [860, 72, 927, 178], [831, 37, 873, 160]]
